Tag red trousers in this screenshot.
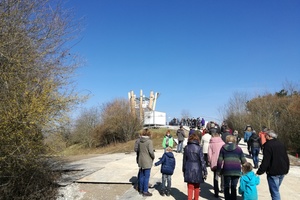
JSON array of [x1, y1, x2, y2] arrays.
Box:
[[187, 183, 200, 200]]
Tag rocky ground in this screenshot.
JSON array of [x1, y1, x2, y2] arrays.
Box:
[[57, 183, 131, 200]]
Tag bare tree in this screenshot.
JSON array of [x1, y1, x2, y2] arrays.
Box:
[[223, 91, 250, 133], [95, 98, 143, 146], [181, 109, 191, 119], [71, 107, 101, 148]]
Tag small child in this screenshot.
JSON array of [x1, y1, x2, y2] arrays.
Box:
[[239, 162, 260, 200], [154, 146, 176, 196]]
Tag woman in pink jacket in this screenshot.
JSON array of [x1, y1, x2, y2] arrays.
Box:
[[208, 130, 225, 198]]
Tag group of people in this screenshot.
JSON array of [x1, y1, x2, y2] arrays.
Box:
[[242, 125, 290, 200], [169, 117, 206, 130], [134, 124, 290, 200]]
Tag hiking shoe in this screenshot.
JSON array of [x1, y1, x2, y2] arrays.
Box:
[[143, 192, 153, 196]]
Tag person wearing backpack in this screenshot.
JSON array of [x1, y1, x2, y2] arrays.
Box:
[[248, 130, 262, 169]]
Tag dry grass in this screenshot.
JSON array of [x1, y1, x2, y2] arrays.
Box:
[[59, 127, 179, 160]]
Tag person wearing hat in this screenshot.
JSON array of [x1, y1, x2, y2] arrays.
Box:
[[256, 130, 290, 200]]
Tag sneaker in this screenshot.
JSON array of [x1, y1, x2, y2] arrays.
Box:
[[143, 192, 153, 197], [159, 190, 165, 196]]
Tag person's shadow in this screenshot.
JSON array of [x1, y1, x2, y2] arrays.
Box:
[[200, 182, 243, 200], [153, 182, 187, 200], [200, 182, 219, 199], [129, 176, 138, 190]]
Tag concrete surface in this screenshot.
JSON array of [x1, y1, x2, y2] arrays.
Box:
[[61, 141, 300, 200]]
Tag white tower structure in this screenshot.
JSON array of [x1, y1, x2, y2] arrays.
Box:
[[128, 90, 165, 126]]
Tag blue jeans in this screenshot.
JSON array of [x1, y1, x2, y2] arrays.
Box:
[[139, 168, 151, 193], [251, 147, 260, 167], [224, 176, 239, 200], [161, 174, 172, 191], [267, 174, 284, 200], [177, 140, 183, 153]]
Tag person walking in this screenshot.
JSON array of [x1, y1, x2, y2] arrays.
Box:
[[182, 133, 208, 200], [239, 162, 260, 200], [201, 129, 212, 166], [162, 130, 174, 152], [221, 128, 231, 143], [208, 130, 225, 198], [217, 135, 247, 200], [248, 131, 262, 169], [244, 125, 253, 155], [176, 125, 185, 153], [154, 146, 176, 196], [188, 127, 195, 136], [233, 130, 241, 144], [138, 129, 155, 197], [258, 126, 268, 152], [256, 130, 290, 200]]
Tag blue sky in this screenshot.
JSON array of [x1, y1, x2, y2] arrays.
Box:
[[66, 0, 300, 123]]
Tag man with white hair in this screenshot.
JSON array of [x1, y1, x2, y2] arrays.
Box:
[[256, 130, 290, 200]]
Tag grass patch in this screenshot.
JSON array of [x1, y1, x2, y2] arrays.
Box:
[[59, 127, 179, 157]]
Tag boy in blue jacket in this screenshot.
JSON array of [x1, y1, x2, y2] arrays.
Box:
[[155, 146, 176, 196], [239, 162, 260, 200]]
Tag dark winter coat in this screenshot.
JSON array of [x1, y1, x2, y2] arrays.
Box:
[[221, 131, 231, 143], [256, 138, 290, 176], [248, 133, 261, 150], [155, 152, 176, 175], [182, 140, 207, 183]]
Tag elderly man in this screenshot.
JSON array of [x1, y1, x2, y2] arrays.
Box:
[[256, 130, 290, 200]]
